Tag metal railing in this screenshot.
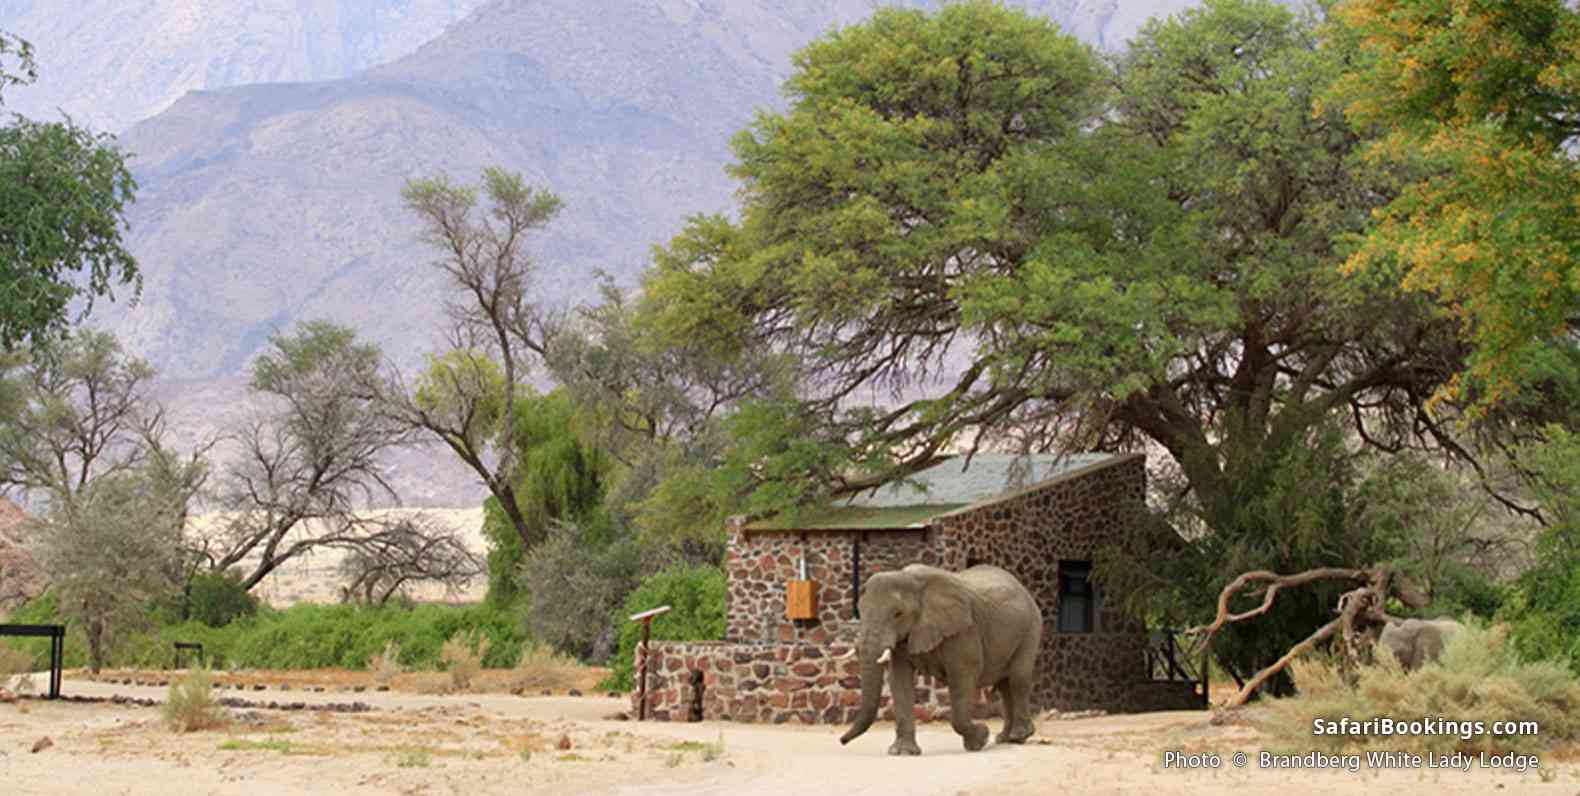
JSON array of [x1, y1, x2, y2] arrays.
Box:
[[1145, 627, 1209, 703]]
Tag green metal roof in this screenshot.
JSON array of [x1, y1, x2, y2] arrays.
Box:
[[743, 503, 967, 532]]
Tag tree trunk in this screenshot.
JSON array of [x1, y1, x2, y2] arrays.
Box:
[[87, 618, 105, 675]]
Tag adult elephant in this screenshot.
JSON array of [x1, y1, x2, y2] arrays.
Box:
[[1377, 617, 1463, 671], [838, 563, 1042, 755]]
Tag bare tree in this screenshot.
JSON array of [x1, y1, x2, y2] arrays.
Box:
[[203, 321, 429, 589], [336, 513, 483, 605], [0, 330, 171, 507], [391, 168, 562, 550]]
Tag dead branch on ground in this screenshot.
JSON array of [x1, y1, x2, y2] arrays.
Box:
[[1185, 565, 1427, 707]]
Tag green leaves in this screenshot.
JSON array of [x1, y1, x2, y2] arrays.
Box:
[[0, 116, 138, 351], [0, 30, 36, 106], [414, 350, 505, 452], [1332, 0, 1580, 408]]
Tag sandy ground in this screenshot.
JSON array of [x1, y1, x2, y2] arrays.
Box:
[[0, 672, 1575, 796]]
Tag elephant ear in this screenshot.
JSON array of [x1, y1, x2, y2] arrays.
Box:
[[908, 572, 972, 655]]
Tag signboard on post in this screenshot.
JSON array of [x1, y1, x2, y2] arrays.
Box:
[[627, 605, 672, 721]]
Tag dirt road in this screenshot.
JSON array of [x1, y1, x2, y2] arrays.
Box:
[[0, 675, 1572, 795]]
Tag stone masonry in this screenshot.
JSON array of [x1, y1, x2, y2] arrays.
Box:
[[636, 454, 1204, 723]]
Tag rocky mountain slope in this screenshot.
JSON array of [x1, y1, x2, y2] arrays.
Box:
[[0, 0, 488, 133], [6, 0, 1281, 507]]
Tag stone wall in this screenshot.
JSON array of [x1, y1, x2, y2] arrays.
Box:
[[932, 454, 1159, 712], [724, 528, 946, 646], [635, 640, 1001, 724]]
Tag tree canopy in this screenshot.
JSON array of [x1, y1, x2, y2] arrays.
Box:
[[643, 0, 1464, 513], [0, 29, 139, 352], [634, 0, 1488, 688], [1332, 0, 1580, 409]]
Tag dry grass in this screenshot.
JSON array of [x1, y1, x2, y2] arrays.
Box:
[[1265, 621, 1580, 756], [162, 667, 228, 733], [372, 640, 403, 687], [505, 641, 583, 692], [0, 643, 32, 676], [442, 632, 490, 692]]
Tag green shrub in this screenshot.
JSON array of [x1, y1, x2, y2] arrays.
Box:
[[602, 563, 725, 691], [1431, 562, 1510, 620], [183, 571, 259, 627], [1264, 620, 1580, 756], [1502, 561, 1580, 672], [162, 666, 227, 732], [520, 515, 647, 660], [4, 596, 526, 673]]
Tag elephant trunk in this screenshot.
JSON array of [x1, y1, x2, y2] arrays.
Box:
[[839, 657, 886, 745], [839, 633, 893, 745]]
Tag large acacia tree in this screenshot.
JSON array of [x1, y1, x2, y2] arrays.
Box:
[[638, 0, 1476, 687]]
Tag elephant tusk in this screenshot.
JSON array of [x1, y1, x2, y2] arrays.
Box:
[[833, 649, 857, 661], [876, 648, 892, 665]]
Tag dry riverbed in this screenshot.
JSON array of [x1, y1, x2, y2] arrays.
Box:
[[0, 671, 1575, 795]]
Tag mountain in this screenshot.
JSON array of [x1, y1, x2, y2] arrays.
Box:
[[0, 0, 489, 133], [99, 0, 1232, 381], [6, 0, 1273, 507]]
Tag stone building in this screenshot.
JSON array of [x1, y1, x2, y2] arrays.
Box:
[[635, 453, 1205, 724]]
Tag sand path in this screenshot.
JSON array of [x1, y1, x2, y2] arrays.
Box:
[[0, 675, 1572, 795]]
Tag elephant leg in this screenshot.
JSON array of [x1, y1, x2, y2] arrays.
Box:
[[947, 670, 990, 751], [995, 675, 1036, 744], [996, 644, 1037, 744], [887, 654, 921, 756]]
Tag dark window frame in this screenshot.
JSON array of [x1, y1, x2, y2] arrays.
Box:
[[1057, 560, 1098, 633]]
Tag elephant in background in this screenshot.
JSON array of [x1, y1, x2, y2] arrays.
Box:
[[1377, 618, 1463, 671], [838, 563, 1043, 755]]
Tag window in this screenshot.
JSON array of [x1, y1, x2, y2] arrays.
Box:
[[1057, 560, 1100, 633]]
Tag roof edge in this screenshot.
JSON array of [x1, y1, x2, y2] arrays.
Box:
[[933, 452, 1143, 520]]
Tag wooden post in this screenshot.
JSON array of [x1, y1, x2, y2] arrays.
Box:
[[1200, 636, 1211, 708], [628, 605, 672, 721]]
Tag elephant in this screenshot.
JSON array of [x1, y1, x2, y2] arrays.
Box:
[[838, 563, 1043, 755], [1377, 617, 1463, 671]]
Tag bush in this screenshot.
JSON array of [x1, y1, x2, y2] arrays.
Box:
[[183, 571, 259, 627], [520, 515, 647, 660], [1502, 561, 1580, 672], [442, 631, 490, 691], [162, 666, 226, 732], [507, 640, 583, 692], [602, 564, 725, 691], [6, 595, 527, 673], [0, 642, 33, 683], [1265, 620, 1580, 755], [0, 591, 89, 669]]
